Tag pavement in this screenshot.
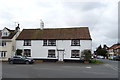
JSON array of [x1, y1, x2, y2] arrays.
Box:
[[1, 59, 119, 78]]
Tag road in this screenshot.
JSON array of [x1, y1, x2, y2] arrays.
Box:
[[1, 59, 119, 78], [98, 59, 118, 72]]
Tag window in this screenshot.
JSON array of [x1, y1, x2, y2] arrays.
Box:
[[48, 40, 56, 46], [48, 50, 56, 58], [43, 40, 47, 46], [0, 51, 7, 57], [24, 49, 31, 57], [24, 40, 31, 46], [13, 56, 22, 58], [2, 32, 8, 36], [4, 32, 7, 36], [71, 40, 80, 46], [43, 40, 56, 46], [2, 41, 6, 46], [71, 50, 80, 58]]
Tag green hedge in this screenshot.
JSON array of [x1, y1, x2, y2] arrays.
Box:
[[90, 60, 103, 64]]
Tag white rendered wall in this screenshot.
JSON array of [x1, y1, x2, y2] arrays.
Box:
[[16, 40, 92, 60]]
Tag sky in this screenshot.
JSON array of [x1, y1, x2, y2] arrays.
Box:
[[0, 0, 119, 51]]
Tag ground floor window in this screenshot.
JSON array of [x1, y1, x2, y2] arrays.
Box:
[[24, 49, 31, 57], [71, 50, 80, 58], [48, 50, 56, 58], [0, 51, 7, 57]]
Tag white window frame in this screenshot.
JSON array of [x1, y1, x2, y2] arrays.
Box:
[[71, 40, 80, 46], [48, 50, 56, 58], [24, 40, 31, 46], [24, 49, 31, 57], [0, 51, 7, 57], [71, 50, 80, 58], [43, 40, 56, 46], [2, 41, 6, 46]]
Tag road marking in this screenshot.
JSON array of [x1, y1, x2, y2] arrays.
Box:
[[86, 67, 91, 69], [104, 64, 118, 71]]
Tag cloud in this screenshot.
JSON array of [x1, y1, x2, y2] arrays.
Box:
[[0, 0, 118, 51]]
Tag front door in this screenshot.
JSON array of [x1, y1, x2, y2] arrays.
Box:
[[58, 50, 64, 61]]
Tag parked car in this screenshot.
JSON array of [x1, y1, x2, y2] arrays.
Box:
[[113, 56, 120, 61], [8, 56, 34, 64], [108, 56, 116, 60], [97, 56, 104, 59]]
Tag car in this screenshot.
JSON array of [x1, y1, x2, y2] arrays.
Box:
[[113, 56, 120, 61], [97, 56, 104, 59], [108, 56, 116, 60], [8, 56, 34, 64]]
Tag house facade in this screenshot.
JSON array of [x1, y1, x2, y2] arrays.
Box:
[[16, 27, 92, 61], [0, 24, 20, 61], [108, 43, 120, 57]]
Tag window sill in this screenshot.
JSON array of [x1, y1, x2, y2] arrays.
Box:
[[71, 57, 80, 58], [71, 45, 80, 46], [48, 56, 56, 58], [48, 57, 56, 58], [43, 45, 56, 46], [23, 45, 31, 46]]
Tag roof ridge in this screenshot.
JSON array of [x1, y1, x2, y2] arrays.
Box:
[[23, 27, 88, 30]]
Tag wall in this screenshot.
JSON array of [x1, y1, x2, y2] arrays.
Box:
[[0, 29, 20, 61], [16, 40, 92, 60], [0, 40, 12, 60]]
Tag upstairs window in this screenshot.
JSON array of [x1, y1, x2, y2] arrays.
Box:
[[71, 50, 80, 58], [43, 40, 47, 46], [4, 32, 7, 36], [48, 50, 56, 58], [43, 40, 56, 46], [71, 40, 80, 46], [48, 40, 56, 46], [2, 32, 8, 36], [0, 51, 7, 57], [24, 40, 31, 46], [2, 41, 6, 46]]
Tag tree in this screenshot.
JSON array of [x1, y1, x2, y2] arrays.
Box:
[[16, 49, 22, 56], [81, 49, 92, 61], [96, 45, 107, 57]]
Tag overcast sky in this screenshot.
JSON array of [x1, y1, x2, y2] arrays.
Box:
[[0, 0, 119, 51]]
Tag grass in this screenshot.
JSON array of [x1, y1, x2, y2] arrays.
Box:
[[90, 59, 104, 64]]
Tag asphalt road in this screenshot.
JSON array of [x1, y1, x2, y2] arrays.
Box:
[[98, 59, 118, 72], [1, 59, 119, 78]]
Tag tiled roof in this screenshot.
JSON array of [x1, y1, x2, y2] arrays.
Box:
[[109, 44, 120, 50], [2, 31, 17, 39], [1, 28, 17, 39], [16, 27, 92, 40]]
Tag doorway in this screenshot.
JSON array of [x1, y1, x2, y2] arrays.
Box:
[[57, 50, 64, 61]]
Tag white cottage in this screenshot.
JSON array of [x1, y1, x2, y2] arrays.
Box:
[[0, 24, 20, 61], [16, 27, 92, 61]]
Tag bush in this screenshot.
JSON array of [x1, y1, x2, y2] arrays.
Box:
[[81, 49, 92, 61]]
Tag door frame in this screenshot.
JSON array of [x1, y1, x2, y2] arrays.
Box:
[[57, 49, 65, 61]]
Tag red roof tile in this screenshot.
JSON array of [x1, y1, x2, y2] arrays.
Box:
[[109, 44, 120, 49]]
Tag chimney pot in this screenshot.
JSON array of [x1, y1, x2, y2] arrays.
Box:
[[40, 19, 44, 30]]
